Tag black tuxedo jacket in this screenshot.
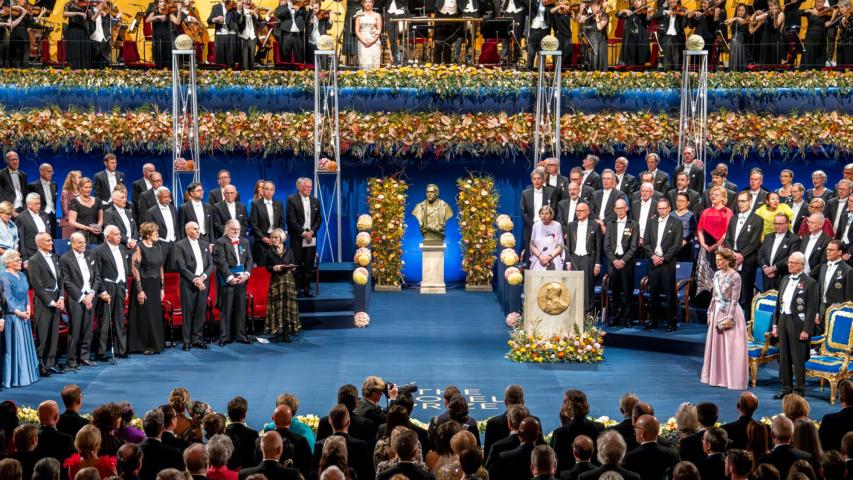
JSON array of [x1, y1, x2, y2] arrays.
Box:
[[674, 164, 705, 194], [745, 188, 769, 212], [285, 194, 322, 245], [604, 217, 639, 265], [179, 201, 215, 242], [759, 232, 800, 273], [208, 3, 240, 33], [161, 430, 189, 452], [578, 464, 641, 480], [174, 238, 214, 284], [617, 173, 638, 197], [550, 418, 604, 473], [492, 442, 536, 480], [16, 209, 50, 259], [139, 438, 185, 480], [28, 251, 63, 306], [666, 188, 701, 216], [561, 461, 596, 480], [57, 411, 89, 439], [818, 406, 853, 452], [798, 232, 831, 272], [592, 189, 627, 223], [556, 198, 592, 235], [724, 212, 764, 259], [630, 193, 662, 238], [271, 427, 312, 479], [34, 426, 75, 464], [651, 9, 688, 38], [93, 242, 129, 287], [238, 459, 301, 480], [237, 9, 262, 33], [250, 199, 285, 242], [208, 186, 241, 205], [499, 0, 528, 14], [521, 186, 559, 229], [643, 216, 683, 263], [641, 170, 670, 194], [835, 210, 853, 245], [103, 205, 138, 246], [274, 3, 307, 33], [484, 411, 511, 459], [789, 202, 810, 235], [580, 185, 595, 204], [314, 432, 373, 480], [0, 167, 27, 209], [811, 260, 853, 310], [59, 250, 101, 303], [27, 179, 58, 215], [621, 442, 681, 480], [773, 273, 819, 336], [582, 170, 602, 191], [608, 418, 639, 452], [567, 220, 602, 266], [378, 461, 436, 480], [353, 400, 387, 439], [757, 445, 814, 479], [827, 196, 848, 230], [131, 178, 151, 204], [213, 236, 253, 283], [486, 433, 519, 470], [699, 453, 726, 480], [226, 422, 260, 470], [135, 189, 158, 224], [677, 429, 706, 466], [721, 415, 754, 450], [214, 201, 249, 238], [546, 174, 569, 202], [143, 204, 182, 242], [93, 169, 126, 204], [316, 410, 377, 447]]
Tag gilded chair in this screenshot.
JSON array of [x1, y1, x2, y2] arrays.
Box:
[[747, 290, 780, 388], [805, 302, 853, 404]]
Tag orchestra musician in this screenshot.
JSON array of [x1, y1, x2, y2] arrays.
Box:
[[799, 0, 833, 68], [616, 0, 652, 67], [725, 3, 750, 70], [837, 0, 852, 65], [525, 0, 551, 70], [384, 0, 407, 64], [236, 0, 260, 69], [749, 0, 784, 66], [305, 1, 332, 61], [454, 0, 481, 63], [548, 0, 575, 68], [687, 0, 726, 64], [89, 0, 117, 68], [576, 0, 609, 70], [434, 0, 462, 64], [208, 0, 239, 68], [494, 0, 526, 64], [275, 0, 307, 63], [653, 0, 688, 70], [147, 0, 183, 68], [64, 0, 92, 69], [7, 0, 35, 68]]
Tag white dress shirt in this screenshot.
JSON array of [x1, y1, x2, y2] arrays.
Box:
[[301, 195, 311, 230], [106, 170, 117, 195], [116, 207, 132, 236], [160, 204, 176, 242], [781, 274, 800, 314], [387, 0, 405, 15], [769, 233, 786, 264], [833, 199, 847, 232], [10, 170, 22, 209], [639, 199, 652, 236], [531, 2, 547, 28], [734, 212, 748, 244], [666, 14, 676, 35], [189, 238, 205, 277], [598, 189, 612, 220], [91, 14, 106, 41], [504, 0, 522, 13], [803, 233, 820, 273], [41, 251, 57, 280], [191, 201, 206, 235], [74, 251, 93, 301], [615, 217, 627, 256], [440, 0, 458, 15], [574, 220, 588, 256], [30, 210, 46, 233], [240, 11, 256, 39], [791, 200, 804, 222], [566, 198, 578, 224], [655, 217, 667, 256], [533, 188, 543, 224], [822, 260, 839, 303], [226, 201, 237, 220], [109, 243, 126, 282], [41, 181, 53, 214], [265, 200, 275, 233], [288, 3, 299, 32]]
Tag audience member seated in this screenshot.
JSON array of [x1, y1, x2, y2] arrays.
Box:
[[315, 435, 355, 480], [428, 421, 464, 474], [117, 443, 144, 480], [184, 443, 209, 480], [721, 392, 759, 450], [485, 404, 527, 469], [57, 385, 89, 439], [11, 424, 40, 480], [33, 457, 61, 480], [724, 449, 752, 480], [34, 401, 75, 468], [577, 430, 640, 480], [758, 416, 814, 479], [238, 431, 300, 480], [377, 425, 428, 473], [269, 404, 312, 479], [550, 390, 604, 473], [459, 447, 486, 480], [206, 434, 238, 480], [377, 429, 436, 480], [91, 403, 124, 456], [314, 404, 373, 480], [428, 388, 480, 447], [818, 379, 853, 452], [225, 396, 260, 471], [317, 384, 377, 447], [697, 427, 727, 480], [678, 402, 719, 466], [559, 435, 595, 480], [622, 415, 681, 480], [792, 418, 824, 473], [484, 385, 526, 456], [64, 425, 117, 479], [667, 402, 699, 450], [437, 430, 488, 480], [489, 417, 540, 480], [607, 393, 640, 452], [139, 409, 185, 480]]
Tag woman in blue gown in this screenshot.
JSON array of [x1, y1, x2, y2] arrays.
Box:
[[1, 249, 39, 388]]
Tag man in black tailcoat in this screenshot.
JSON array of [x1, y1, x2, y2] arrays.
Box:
[[285, 177, 321, 297]]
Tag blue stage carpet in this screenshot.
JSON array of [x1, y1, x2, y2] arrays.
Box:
[[3, 288, 836, 432]]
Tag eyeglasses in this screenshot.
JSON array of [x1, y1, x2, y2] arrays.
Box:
[[773, 222, 788, 226], [737, 199, 750, 203]]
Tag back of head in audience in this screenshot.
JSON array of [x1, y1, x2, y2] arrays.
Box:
[[319, 435, 348, 476], [530, 445, 556, 476], [635, 415, 660, 442], [726, 449, 752, 479], [13, 424, 38, 453], [619, 393, 640, 417], [507, 404, 528, 431], [782, 394, 810, 421], [61, 385, 83, 411], [843, 431, 853, 458], [272, 405, 292, 429], [117, 443, 143, 476], [393, 429, 419, 462], [788, 459, 817, 480], [518, 417, 541, 444], [631, 402, 654, 425], [672, 461, 701, 480], [459, 448, 483, 476], [143, 409, 165, 438], [573, 435, 594, 462], [75, 467, 100, 480], [337, 385, 359, 412], [33, 457, 61, 480], [696, 402, 719, 428], [771, 416, 794, 444], [184, 443, 208, 475], [703, 427, 728, 454], [261, 431, 284, 460], [435, 421, 463, 456], [597, 430, 627, 465], [156, 468, 186, 480], [226, 396, 248, 423], [751, 463, 781, 480], [819, 451, 846, 480], [737, 392, 759, 417], [320, 466, 346, 480], [505, 385, 524, 406], [207, 434, 234, 468], [0, 458, 23, 480]]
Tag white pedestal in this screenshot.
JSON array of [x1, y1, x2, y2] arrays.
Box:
[[420, 243, 447, 294]]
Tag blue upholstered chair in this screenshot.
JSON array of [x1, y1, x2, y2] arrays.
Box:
[[804, 302, 853, 404], [632, 259, 650, 322], [748, 290, 780, 388]]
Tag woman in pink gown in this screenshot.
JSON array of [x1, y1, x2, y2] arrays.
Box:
[[701, 248, 749, 389]]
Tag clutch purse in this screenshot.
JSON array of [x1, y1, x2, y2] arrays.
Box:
[[715, 317, 734, 331]]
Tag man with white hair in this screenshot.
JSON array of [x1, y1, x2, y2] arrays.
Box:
[[175, 221, 213, 350], [772, 251, 818, 399], [544, 158, 568, 202], [131, 162, 157, 205], [286, 178, 322, 297], [26, 163, 58, 237], [798, 213, 831, 274], [59, 232, 100, 369], [250, 180, 284, 266], [16, 192, 50, 260], [577, 430, 640, 480], [630, 182, 662, 253], [827, 179, 852, 233], [214, 219, 253, 346], [143, 186, 181, 270], [520, 169, 558, 259], [320, 466, 346, 480], [93, 225, 129, 360], [213, 184, 249, 238], [103, 189, 138, 250], [757, 416, 813, 477], [0, 151, 27, 213], [28, 232, 65, 375]]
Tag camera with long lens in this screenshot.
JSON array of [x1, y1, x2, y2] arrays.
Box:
[[385, 382, 418, 396]]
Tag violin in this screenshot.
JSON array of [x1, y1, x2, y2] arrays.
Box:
[[292, 0, 310, 8], [0, 4, 28, 16], [811, 5, 836, 16], [158, 1, 178, 15], [317, 8, 330, 18], [670, 5, 689, 15]]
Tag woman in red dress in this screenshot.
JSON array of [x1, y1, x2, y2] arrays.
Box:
[[65, 425, 117, 479]]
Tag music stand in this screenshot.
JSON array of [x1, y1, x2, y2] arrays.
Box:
[[481, 16, 512, 66]]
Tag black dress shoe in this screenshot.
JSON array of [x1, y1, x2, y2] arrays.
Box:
[[193, 343, 208, 350], [773, 391, 790, 399], [66, 363, 79, 371], [48, 366, 64, 375], [143, 350, 154, 355], [80, 359, 97, 367], [182, 344, 191, 351], [237, 338, 251, 344], [666, 326, 678, 332]]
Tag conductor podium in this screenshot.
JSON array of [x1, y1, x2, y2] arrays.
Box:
[[523, 270, 586, 337]]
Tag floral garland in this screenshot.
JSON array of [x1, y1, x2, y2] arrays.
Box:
[[2, 67, 852, 96], [2, 108, 852, 158], [368, 177, 408, 288], [456, 176, 499, 287], [506, 327, 605, 363]]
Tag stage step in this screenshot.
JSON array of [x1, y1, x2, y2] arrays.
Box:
[[318, 262, 356, 283], [300, 311, 356, 329], [298, 281, 354, 313], [602, 323, 708, 357]]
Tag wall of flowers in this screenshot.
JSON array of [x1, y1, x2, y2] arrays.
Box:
[[367, 178, 408, 289], [456, 176, 499, 290]]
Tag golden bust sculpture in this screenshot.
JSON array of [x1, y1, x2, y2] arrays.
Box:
[[411, 184, 454, 246]]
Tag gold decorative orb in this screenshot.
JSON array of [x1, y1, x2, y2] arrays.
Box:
[[353, 267, 369, 285], [356, 214, 373, 231], [686, 34, 705, 52], [355, 232, 371, 248], [499, 232, 516, 248], [174, 34, 194, 51], [317, 34, 335, 51], [500, 248, 519, 267], [541, 35, 560, 52]]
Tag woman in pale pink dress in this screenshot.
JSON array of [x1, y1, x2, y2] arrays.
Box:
[[701, 247, 749, 389], [59, 170, 81, 239]]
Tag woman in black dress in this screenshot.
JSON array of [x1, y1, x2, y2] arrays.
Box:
[[800, 0, 831, 68], [750, 0, 784, 66], [64, 0, 91, 69], [8, 0, 34, 68], [726, 4, 749, 70], [67, 177, 103, 245], [616, 0, 652, 66], [838, 5, 853, 66], [341, 0, 361, 65], [129, 222, 166, 355], [146, 0, 183, 69], [264, 228, 300, 342]]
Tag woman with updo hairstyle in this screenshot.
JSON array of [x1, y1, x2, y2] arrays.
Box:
[[128, 222, 166, 355], [374, 405, 413, 469], [701, 248, 749, 390], [202, 413, 227, 442], [0, 201, 19, 254], [64, 425, 117, 479], [782, 394, 811, 422], [671, 402, 699, 447], [427, 421, 463, 473], [91, 403, 123, 456], [437, 430, 489, 480], [114, 401, 145, 444], [169, 387, 192, 436]]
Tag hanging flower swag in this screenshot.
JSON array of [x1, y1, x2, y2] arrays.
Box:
[[368, 177, 408, 289], [457, 175, 499, 289]]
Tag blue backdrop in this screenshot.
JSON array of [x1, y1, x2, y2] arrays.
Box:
[[25, 150, 850, 282]]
